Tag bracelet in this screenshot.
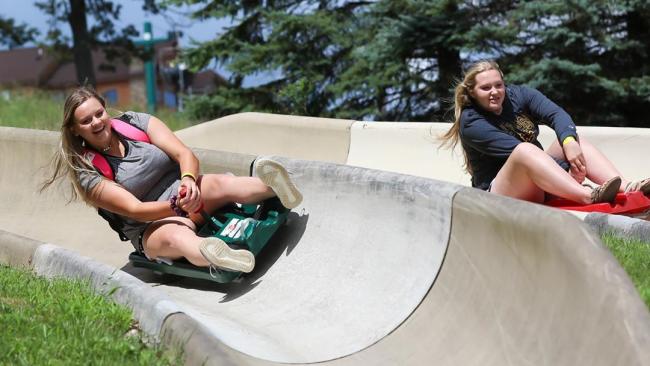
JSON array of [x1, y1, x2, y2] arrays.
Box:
[[169, 194, 188, 217], [562, 136, 576, 146], [181, 172, 196, 181]]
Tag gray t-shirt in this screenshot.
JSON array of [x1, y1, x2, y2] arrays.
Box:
[[79, 111, 181, 244]]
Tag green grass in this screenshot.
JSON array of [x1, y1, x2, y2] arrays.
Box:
[[0, 90, 63, 131], [0, 265, 180, 365], [0, 89, 197, 132], [601, 234, 650, 308]]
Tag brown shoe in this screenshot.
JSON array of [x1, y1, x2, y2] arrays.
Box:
[[590, 176, 621, 204], [624, 178, 650, 195]]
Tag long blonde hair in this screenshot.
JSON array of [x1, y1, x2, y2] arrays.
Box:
[[440, 60, 504, 173], [40, 87, 107, 204]]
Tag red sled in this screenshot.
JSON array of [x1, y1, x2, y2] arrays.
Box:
[[546, 191, 650, 215]]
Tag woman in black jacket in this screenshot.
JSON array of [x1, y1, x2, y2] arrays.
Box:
[[442, 60, 649, 204]]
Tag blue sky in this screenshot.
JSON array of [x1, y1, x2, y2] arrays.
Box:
[[0, 1, 228, 48]]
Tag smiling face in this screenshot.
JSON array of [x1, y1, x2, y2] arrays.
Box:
[[469, 69, 505, 115], [71, 97, 112, 150]]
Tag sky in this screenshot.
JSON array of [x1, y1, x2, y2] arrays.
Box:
[[0, 1, 277, 84], [0, 0, 228, 48]]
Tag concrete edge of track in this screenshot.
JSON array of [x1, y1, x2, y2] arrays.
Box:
[[174, 112, 355, 164], [2, 198, 649, 366], [0, 229, 267, 365], [581, 212, 650, 243], [0, 233, 293, 366], [443, 188, 650, 365], [176, 113, 650, 185]]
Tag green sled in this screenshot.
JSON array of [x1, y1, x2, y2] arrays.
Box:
[[128, 197, 289, 283]]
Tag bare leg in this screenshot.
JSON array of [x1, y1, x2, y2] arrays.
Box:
[[143, 171, 289, 267], [142, 217, 209, 266], [491, 143, 592, 204], [198, 174, 275, 213], [546, 138, 627, 190], [143, 216, 255, 272]]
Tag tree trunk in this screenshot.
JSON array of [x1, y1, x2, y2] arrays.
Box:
[[435, 47, 461, 118], [68, 0, 96, 87], [437, 48, 461, 94]]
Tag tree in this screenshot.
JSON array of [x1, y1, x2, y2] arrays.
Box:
[[0, 16, 39, 48], [165, 1, 369, 119], [35, 0, 140, 87], [474, 0, 650, 126], [166, 0, 477, 121], [169, 0, 649, 126], [329, 0, 471, 121]]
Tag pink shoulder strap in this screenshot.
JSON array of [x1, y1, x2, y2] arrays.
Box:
[[84, 149, 114, 181], [110, 119, 150, 143], [83, 119, 150, 181]]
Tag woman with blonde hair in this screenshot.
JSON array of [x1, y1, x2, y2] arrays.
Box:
[[42, 87, 302, 273], [441, 60, 649, 204]]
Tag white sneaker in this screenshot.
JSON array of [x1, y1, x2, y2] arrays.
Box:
[[625, 178, 650, 194], [254, 158, 303, 209], [199, 237, 255, 273]]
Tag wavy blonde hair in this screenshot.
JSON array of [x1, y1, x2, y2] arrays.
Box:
[[41, 87, 108, 204], [440, 60, 504, 173]]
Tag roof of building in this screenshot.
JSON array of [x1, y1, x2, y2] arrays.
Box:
[[190, 69, 227, 94], [0, 40, 223, 92], [0, 46, 54, 86]]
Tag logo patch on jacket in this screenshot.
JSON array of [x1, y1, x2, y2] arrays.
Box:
[[499, 114, 536, 142]]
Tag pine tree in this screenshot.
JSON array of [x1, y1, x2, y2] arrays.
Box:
[[168, 0, 475, 121], [170, 0, 649, 126], [478, 0, 650, 126], [170, 0, 370, 119]]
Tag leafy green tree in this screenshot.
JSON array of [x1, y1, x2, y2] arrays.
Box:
[[35, 0, 141, 87], [0, 16, 39, 48]]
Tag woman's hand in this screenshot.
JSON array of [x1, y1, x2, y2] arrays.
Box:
[[569, 167, 586, 184], [177, 176, 202, 214], [563, 140, 587, 183], [145, 115, 202, 213]]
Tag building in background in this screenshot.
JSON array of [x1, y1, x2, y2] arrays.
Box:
[[0, 41, 225, 109]]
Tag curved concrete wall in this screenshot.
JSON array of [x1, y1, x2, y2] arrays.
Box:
[[175, 112, 354, 164], [438, 189, 650, 365], [0, 127, 132, 266], [163, 189, 650, 366], [1, 124, 649, 365], [347, 122, 469, 184], [152, 158, 456, 362], [177, 113, 650, 184]]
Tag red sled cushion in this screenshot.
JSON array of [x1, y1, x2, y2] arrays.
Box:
[[546, 191, 650, 214]]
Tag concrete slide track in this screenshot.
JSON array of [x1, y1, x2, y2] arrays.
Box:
[[1, 120, 649, 365]]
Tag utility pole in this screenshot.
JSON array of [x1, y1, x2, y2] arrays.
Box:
[[178, 62, 186, 112], [135, 22, 172, 114]]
